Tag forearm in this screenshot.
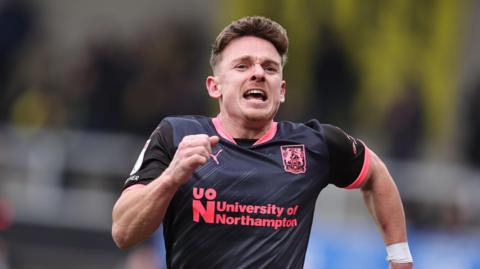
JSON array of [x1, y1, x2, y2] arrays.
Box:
[[361, 154, 407, 245], [360, 152, 412, 267], [111, 134, 219, 249], [111, 174, 179, 249]]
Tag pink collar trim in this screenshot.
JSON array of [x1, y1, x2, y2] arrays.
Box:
[[211, 116, 278, 146]]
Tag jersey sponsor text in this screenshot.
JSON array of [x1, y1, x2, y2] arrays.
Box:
[[192, 187, 299, 229]]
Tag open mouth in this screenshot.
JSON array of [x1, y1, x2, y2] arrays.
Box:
[[243, 89, 267, 102]]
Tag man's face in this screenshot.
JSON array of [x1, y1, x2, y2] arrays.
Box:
[[206, 36, 286, 124]]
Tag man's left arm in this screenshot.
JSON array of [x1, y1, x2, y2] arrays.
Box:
[[359, 149, 413, 269], [321, 123, 413, 268]]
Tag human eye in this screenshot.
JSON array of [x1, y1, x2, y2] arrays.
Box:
[[234, 63, 248, 71], [264, 64, 278, 73]]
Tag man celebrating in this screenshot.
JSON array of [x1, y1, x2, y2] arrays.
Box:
[[112, 16, 413, 269]]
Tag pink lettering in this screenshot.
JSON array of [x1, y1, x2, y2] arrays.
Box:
[[215, 214, 298, 229], [192, 187, 204, 199], [193, 187, 217, 200], [192, 200, 215, 223], [205, 188, 216, 200]]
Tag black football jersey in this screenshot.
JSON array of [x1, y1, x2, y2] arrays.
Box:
[[124, 115, 370, 269]]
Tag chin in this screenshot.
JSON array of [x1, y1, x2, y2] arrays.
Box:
[[240, 103, 280, 123], [243, 110, 275, 122]]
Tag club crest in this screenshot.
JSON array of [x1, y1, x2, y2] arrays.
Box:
[[280, 145, 307, 174]]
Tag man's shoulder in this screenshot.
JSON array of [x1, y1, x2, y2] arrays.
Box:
[[277, 118, 328, 132], [159, 115, 213, 139], [161, 115, 211, 126], [163, 114, 209, 121]]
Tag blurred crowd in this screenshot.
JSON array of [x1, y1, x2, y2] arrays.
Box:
[[0, 0, 209, 137], [2, 0, 480, 166]]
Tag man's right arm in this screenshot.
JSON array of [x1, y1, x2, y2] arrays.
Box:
[[111, 174, 180, 249], [111, 134, 219, 249]]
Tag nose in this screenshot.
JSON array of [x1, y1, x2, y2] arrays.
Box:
[[250, 64, 265, 82]]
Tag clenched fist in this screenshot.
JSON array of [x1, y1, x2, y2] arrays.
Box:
[[163, 134, 219, 186]]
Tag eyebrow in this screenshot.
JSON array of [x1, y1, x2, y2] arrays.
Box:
[[232, 56, 281, 67]]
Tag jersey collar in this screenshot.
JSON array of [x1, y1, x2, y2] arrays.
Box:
[[211, 116, 278, 146]]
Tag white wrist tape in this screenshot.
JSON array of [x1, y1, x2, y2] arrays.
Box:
[[386, 242, 413, 263]]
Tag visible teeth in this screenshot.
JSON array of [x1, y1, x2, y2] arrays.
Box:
[[244, 89, 267, 101], [247, 89, 264, 95]]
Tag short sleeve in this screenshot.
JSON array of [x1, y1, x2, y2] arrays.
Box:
[[123, 120, 175, 189], [324, 124, 371, 188]]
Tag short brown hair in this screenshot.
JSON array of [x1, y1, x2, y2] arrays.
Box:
[[210, 16, 289, 70]]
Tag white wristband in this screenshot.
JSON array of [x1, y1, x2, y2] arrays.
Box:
[[386, 242, 413, 263]]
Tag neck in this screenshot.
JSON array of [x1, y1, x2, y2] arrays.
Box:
[[217, 113, 273, 139]]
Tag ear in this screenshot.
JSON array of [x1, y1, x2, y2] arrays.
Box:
[[206, 76, 222, 99], [280, 80, 286, 103]]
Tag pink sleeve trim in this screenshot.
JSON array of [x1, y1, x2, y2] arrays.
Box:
[[122, 184, 146, 194], [345, 142, 371, 189]]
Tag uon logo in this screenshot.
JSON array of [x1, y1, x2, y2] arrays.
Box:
[[192, 187, 216, 223], [191, 187, 300, 229], [280, 145, 307, 174]]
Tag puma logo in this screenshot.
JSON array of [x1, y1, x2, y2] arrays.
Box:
[[209, 149, 223, 165]]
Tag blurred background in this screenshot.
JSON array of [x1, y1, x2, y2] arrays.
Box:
[[0, 0, 479, 268]]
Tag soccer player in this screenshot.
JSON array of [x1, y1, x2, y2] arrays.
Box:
[[112, 16, 413, 269]]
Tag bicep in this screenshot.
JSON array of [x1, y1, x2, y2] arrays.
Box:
[[359, 149, 384, 190], [360, 148, 397, 193]]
